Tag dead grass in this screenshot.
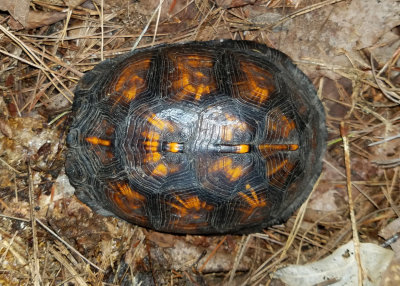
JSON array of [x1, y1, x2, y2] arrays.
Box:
[[0, 0, 399, 285]]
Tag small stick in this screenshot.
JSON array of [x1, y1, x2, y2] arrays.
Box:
[[131, 0, 165, 51], [340, 122, 363, 286], [152, 0, 163, 44], [198, 236, 227, 273], [35, 219, 104, 272], [28, 163, 42, 285]]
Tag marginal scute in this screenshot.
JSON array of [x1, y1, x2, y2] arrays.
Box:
[[65, 40, 326, 234]]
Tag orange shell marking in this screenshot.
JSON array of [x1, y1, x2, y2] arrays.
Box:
[[236, 144, 250, 153], [170, 54, 217, 101], [141, 131, 162, 163], [266, 159, 296, 189], [239, 184, 267, 216], [152, 163, 168, 176], [267, 114, 296, 139], [85, 136, 111, 146], [266, 158, 289, 177], [112, 183, 145, 208], [258, 143, 299, 152], [280, 115, 296, 137], [167, 142, 181, 153], [144, 152, 161, 163], [147, 114, 175, 132], [236, 62, 276, 105], [169, 195, 213, 218], [114, 59, 151, 103], [209, 157, 244, 181], [221, 113, 248, 142], [107, 183, 147, 221]]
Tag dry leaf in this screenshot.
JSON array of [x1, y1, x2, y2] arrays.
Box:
[[63, 0, 87, 9], [274, 241, 394, 286], [0, 118, 12, 138], [380, 256, 400, 286], [0, 0, 30, 26], [25, 10, 67, 29], [215, 0, 256, 9]]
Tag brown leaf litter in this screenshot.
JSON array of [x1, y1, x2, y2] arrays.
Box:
[[0, 0, 399, 285]]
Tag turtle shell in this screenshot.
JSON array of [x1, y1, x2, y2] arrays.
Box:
[[65, 40, 326, 234]]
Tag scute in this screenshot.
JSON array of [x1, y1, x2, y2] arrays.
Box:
[[65, 40, 326, 234]]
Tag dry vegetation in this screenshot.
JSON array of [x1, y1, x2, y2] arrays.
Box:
[[0, 0, 399, 285]]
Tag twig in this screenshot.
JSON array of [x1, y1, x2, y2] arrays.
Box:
[[28, 163, 42, 286], [35, 219, 105, 272], [152, 0, 163, 44], [270, 0, 346, 30], [49, 245, 88, 286], [0, 25, 74, 103], [245, 248, 285, 285], [323, 159, 379, 208], [279, 178, 318, 260], [193, 4, 216, 40], [131, 0, 165, 51], [101, 0, 104, 61], [340, 122, 363, 286], [199, 236, 227, 273], [0, 231, 19, 266], [0, 157, 23, 175], [368, 133, 400, 146], [228, 235, 249, 284], [370, 53, 400, 104], [0, 213, 104, 273]]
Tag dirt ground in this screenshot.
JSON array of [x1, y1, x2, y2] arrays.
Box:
[[0, 0, 399, 285]]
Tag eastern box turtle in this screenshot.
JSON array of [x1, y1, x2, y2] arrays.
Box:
[[65, 40, 326, 234]]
